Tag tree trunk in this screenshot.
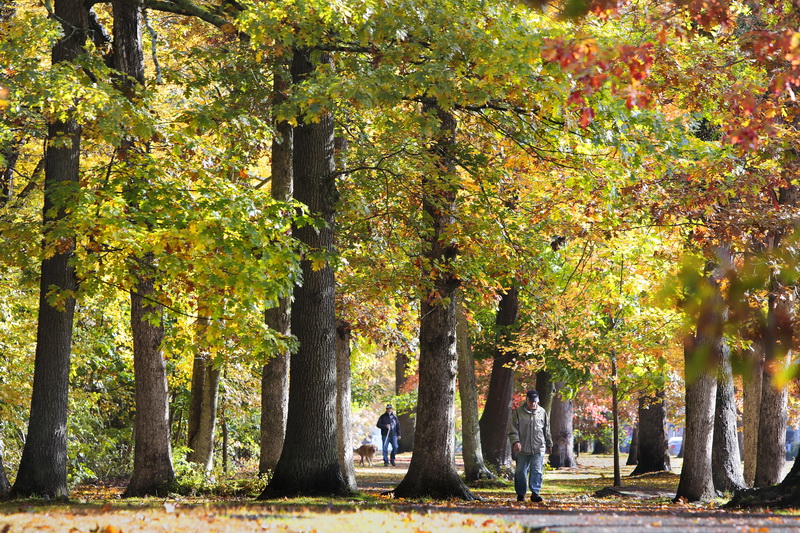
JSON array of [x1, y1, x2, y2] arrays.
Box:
[[106, 0, 175, 498], [478, 286, 519, 469], [593, 438, 610, 455], [536, 371, 555, 413], [754, 356, 788, 486], [394, 104, 473, 501], [548, 382, 577, 468], [675, 245, 730, 502], [221, 400, 229, 475], [395, 351, 416, 453], [675, 351, 717, 502], [1, 145, 17, 205], [261, 48, 353, 497], [124, 270, 176, 496], [186, 350, 221, 472], [712, 342, 745, 492], [259, 64, 293, 475], [187, 301, 221, 472], [0, 448, 10, 498], [631, 391, 670, 476], [626, 425, 639, 466], [456, 295, 494, 482], [675, 250, 729, 502], [11, 0, 86, 500], [726, 182, 800, 509], [335, 320, 357, 488], [742, 346, 763, 487]]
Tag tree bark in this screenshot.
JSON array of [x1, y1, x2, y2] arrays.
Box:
[[536, 371, 555, 413], [220, 399, 229, 474], [336, 320, 357, 488], [626, 425, 639, 466], [712, 342, 745, 492], [675, 250, 728, 502], [549, 382, 577, 468], [105, 0, 176, 497], [395, 351, 416, 453], [726, 178, 800, 509], [0, 447, 10, 498], [675, 346, 717, 502], [124, 269, 176, 496], [631, 391, 670, 476], [478, 286, 519, 469], [754, 354, 788, 486], [260, 48, 353, 497], [11, 0, 87, 500], [259, 64, 293, 474], [742, 346, 763, 487], [186, 320, 221, 474], [1, 145, 17, 205], [394, 104, 473, 501], [456, 295, 494, 482]]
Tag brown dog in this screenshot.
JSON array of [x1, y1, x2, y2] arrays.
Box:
[[354, 443, 378, 466]]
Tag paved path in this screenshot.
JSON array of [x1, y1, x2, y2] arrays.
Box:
[[356, 454, 800, 532], [489, 507, 800, 532]]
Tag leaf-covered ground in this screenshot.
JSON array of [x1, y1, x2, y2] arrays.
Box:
[[2, 455, 800, 532]]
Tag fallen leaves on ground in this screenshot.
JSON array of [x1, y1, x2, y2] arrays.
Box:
[[2, 455, 798, 532]]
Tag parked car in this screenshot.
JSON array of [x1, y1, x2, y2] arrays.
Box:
[[668, 437, 682, 456]]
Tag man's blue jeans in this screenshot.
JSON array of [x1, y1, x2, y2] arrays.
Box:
[[382, 433, 399, 465], [515, 451, 545, 497]]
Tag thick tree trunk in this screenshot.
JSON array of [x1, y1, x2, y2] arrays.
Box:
[[675, 250, 729, 502], [478, 286, 519, 469], [593, 438, 610, 455], [394, 105, 473, 501], [124, 270, 176, 496], [336, 321, 357, 488], [11, 0, 86, 500], [742, 346, 763, 487], [261, 48, 353, 497], [259, 65, 292, 475], [675, 356, 716, 502], [456, 296, 494, 482], [712, 342, 745, 492], [259, 324, 289, 473], [754, 356, 788, 486], [626, 425, 639, 466], [631, 391, 670, 476], [549, 382, 577, 468], [395, 351, 416, 453]]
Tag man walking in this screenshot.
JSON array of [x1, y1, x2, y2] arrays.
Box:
[[376, 404, 401, 466], [508, 389, 552, 502]]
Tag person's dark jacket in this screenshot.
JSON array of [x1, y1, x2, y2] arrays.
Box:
[[376, 412, 401, 438]]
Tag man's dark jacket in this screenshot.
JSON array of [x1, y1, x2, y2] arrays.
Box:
[[376, 412, 401, 438]]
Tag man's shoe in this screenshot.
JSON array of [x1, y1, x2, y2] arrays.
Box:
[[516, 495, 524, 502], [391, 461, 396, 466], [530, 493, 543, 503], [384, 462, 389, 466]]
